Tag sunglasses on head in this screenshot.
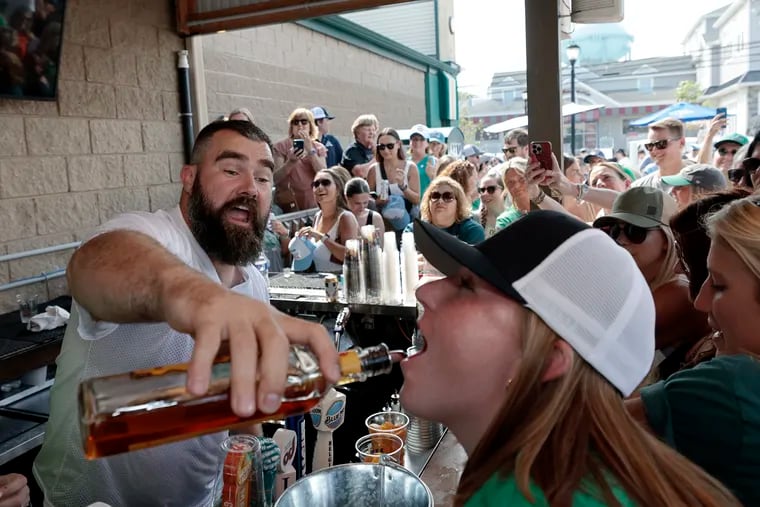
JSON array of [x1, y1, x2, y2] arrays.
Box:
[[718, 147, 738, 156], [312, 178, 333, 189], [430, 191, 455, 203], [644, 138, 680, 151], [377, 143, 396, 151], [502, 147, 517, 155], [478, 185, 498, 194], [291, 119, 310, 126], [598, 221, 657, 244]]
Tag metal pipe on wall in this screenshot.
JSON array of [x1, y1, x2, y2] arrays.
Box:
[[177, 50, 195, 164], [0, 242, 80, 264]]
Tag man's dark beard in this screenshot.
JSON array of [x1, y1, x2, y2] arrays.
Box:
[[187, 178, 267, 266]]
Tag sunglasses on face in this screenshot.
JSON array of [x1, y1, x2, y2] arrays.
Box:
[[478, 185, 498, 194], [727, 158, 760, 186], [291, 119, 310, 126], [718, 147, 738, 156], [312, 178, 333, 189], [598, 221, 657, 244], [377, 143, 397, 151], [430, 191, 455, 203], [644, 138, 680, 151], [502, 147, 517, 155]]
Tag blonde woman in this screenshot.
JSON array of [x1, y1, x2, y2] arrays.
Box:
[[439, 160, 479, 209], [411, 176, 484, 244], [593, 187, 710, 375], [628, 195, 760, 506], [495, 157, 530, 230], [477, 172, 505, 238], [403, 211, 739, 506], [273, 108, 327, 211]]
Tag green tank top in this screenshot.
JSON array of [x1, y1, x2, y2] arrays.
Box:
[[465, 473, 637, 507]]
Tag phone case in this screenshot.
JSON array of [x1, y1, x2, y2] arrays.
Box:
[[530, 141, 553, 171]]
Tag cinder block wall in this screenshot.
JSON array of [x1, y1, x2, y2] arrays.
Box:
[[0, 0, 184, 312], [202, 23, 427, 146]]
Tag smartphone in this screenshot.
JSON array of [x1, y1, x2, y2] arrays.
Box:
[[293, 139, 305, 151], [530, 141, 553, 171], [716, 107, 727, 118]]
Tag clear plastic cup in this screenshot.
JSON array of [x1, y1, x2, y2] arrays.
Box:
[[365, 411, 410, 444], [355, 433, 404, 465]]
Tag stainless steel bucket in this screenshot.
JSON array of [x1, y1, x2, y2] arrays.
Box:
[[274, 462, 433, 507]]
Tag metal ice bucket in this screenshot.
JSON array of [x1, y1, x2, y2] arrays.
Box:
[[274, 462, 433, 507]]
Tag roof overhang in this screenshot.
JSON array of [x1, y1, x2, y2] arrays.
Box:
[[176, 0, 415, 35]]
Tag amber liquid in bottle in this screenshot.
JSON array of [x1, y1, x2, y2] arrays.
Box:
[[79, 344, 394, 459]]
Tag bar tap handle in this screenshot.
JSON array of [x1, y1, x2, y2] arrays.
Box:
[[333, 306, 351, 349]]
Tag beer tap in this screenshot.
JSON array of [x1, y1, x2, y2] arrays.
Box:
[[333, 306, 351, 350]]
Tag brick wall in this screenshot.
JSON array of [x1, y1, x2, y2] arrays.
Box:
[[202, 22, 427, 146], [0, 0, 184, 312]]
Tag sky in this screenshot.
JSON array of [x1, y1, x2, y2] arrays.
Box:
[[453, 0, 730, 97]]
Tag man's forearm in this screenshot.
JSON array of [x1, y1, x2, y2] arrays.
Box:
[[67, 230, 222, 323], [352, 161, 374, 179]]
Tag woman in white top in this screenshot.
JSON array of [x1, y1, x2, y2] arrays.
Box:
[[297, 168, 359, 273], [367, 128, 421, 231]]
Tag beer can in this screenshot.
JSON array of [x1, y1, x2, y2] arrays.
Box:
[[324, 274, 339, 302], [217, 435, 265, 507]]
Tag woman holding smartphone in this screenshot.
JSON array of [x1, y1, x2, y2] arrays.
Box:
[[273, 108, 327, 212]]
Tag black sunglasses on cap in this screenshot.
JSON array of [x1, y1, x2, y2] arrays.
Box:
[[312, 178, 333, 189], [598, 221, 657, 245], [478, 185, 498, 194]]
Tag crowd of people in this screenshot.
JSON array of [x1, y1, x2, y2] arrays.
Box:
[[0, 0, 63, 98], [4, 102, 760, 506]]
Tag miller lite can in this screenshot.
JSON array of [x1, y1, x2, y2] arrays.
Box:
[[324, 274, 339, 302]]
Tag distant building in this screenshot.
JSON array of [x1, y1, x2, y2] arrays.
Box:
[[468, 54, 695, 154], [685, 0, 760, 136]]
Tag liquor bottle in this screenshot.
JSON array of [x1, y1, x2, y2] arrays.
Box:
[[79, 344, 402, 459]]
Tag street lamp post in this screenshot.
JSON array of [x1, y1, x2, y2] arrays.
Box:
[[567, 43, 580, 155]]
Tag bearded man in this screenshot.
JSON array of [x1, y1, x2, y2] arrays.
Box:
[[32, 120, 337, 507]]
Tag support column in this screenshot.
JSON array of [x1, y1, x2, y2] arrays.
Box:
[[524, 0, 562, 160]]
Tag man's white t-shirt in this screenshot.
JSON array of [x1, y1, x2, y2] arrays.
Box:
[[33, 206, 268, 507]]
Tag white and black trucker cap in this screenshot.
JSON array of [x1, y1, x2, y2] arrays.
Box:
[[413, 211, 655, 397]]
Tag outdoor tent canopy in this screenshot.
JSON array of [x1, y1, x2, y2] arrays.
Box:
[[629, 102, 720, 127], [483, 103, 604, 134]]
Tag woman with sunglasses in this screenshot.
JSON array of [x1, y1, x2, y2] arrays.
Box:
[[415, 176, 484, 244], [403, 212, 739, 507], [593, 187, 710, 380], [272, 108, 327, 212], [296, 168, 358, 273], [439, 160, 479, 209], [367, 128, 421, 230], [477, 172, 505, 238], [627, 195, 760, 506], [728, 130, 760, 189]]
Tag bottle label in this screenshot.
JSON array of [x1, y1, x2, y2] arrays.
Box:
[[291, 347, 319, 373]]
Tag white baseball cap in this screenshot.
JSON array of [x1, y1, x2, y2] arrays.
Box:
[[414, 211, 655, 397]]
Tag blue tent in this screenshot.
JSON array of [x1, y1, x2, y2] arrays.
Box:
[[630, 102, 719, 127]]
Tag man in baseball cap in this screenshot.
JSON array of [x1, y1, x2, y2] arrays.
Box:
[[712, 133, 748, 172], [462, 144, 483, 166], [311, 106, 342, 167], [661, 164, 727, 209]]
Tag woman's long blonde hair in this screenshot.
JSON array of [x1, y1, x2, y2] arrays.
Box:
[[649, 224, 682, 291], [455, 308, 739, 507], [706, 195, 760, 281]]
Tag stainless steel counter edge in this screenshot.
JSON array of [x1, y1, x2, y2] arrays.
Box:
[[0, 423, 45, 466]]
